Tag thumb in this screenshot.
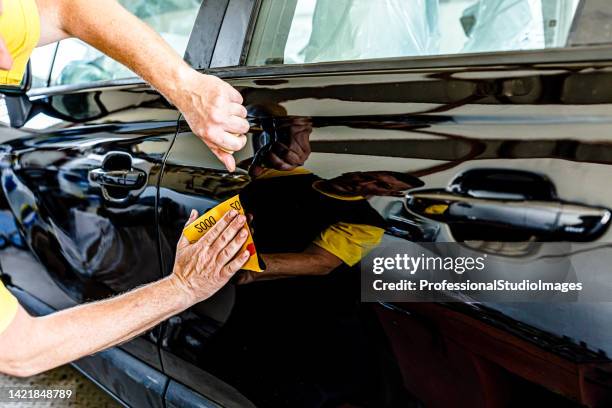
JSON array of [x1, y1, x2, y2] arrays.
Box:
[[177, 209, 198, 249], [212, 148, 236, 172], [184, 209, 198, 227]]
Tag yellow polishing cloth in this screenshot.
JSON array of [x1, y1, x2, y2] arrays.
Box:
[[183, 195, 263, 272]]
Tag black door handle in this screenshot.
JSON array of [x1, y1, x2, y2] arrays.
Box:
[[89, 168, 146, 189], [406, 190, 611, 241], [89, 152, 147, 202], [405, 169, 611, 241]]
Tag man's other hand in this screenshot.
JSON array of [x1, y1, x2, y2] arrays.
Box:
[[173, 70, 250, 172], [170, 209, 250, 304], [0, 209, 250, 377]]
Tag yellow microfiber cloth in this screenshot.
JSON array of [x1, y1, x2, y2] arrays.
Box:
[[183, 195, 264, 272]]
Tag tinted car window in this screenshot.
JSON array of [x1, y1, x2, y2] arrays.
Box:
[[50, 0, 201, 86], [247, 0, 581, 66]]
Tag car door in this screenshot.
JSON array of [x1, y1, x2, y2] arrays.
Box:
[[0, 1, 201, 406], [159, 0, 612, 407], [1, 86, 176, 407]]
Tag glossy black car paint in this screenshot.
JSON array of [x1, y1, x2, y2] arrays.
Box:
[[2, 1, 612, 407], [154, 60, 612, 407], [0, 84, 178, 407]]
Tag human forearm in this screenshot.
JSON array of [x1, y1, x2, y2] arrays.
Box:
[[266, 245, 342, 276], [238, 246, 343, 284], [36, 0, 250, 171], [5, 276, 187, 377], [264, 254, 334, 277], [0, 210, 249, 377], [45, 0, 190, 98]]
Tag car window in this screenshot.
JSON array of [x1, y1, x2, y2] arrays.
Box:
[[50, 0, 201, 86], [246, 0, 582, 66]]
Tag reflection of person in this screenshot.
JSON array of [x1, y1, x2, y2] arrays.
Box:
[[0, 210, 250, 376], [199, 169, 423, 406], [238, 168, 423, 283], [313, 170, 419, 198], [249, 117, 312, 177], [0, 0, 248, 171]]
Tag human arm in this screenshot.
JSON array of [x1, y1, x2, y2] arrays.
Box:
[[0, 210, 250, 377], [237, 244, 343, 284], [35, 0, 249, 171], [237, 222, 385, 284]]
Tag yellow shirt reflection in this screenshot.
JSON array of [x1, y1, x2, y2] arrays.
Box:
[[256, 167, 384, 266]]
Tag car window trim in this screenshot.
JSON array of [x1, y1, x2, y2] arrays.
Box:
[[184, 0, 231, 70], [28, 42, 612, 97], [46, 43, 60, 88], [207, 45, 612, 79], [211, 0, 612, 74], [27, 77, 147, 98], [209, 0, 259, 68]]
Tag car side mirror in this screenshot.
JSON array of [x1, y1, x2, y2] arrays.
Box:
[[0, 61, 33, 128]]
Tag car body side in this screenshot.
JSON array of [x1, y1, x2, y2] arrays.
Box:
[[1, 0, 612, 407]]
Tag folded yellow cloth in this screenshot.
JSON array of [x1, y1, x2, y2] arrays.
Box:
[[184, 195, 264, 272]]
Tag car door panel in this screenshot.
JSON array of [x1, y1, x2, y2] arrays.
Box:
[[156, 57, 612, 406], [0, 84, 177, 406], [157, 126, 258, 407]]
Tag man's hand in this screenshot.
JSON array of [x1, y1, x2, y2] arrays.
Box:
[[36, 0, 250, 172], [170, 208, 250, 303], [250, 118, 312, 177], [171, 70, 250, 172], [0, 210, 250, 377]]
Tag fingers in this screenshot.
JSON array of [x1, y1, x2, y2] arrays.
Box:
[[175, 74, 250, 172], [211, 147, 237, 172], [215, 227, 249, 268], [226, 85, 244, 104], [184, 209, 198, 227], [271, 142, 304, 166], [228, 102, 248, 119], [225, 115, 250, 135], [177, 209, 199, 249], [206, 129, 247, 152], [293, 129, 312, 155], [208, 214, 247, 260], [194, 209, 239, 247], [223, 251, 251, 279], [267, 151, 295, 171]]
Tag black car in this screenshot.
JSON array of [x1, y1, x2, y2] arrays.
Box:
[[1, 0, 612, 407]]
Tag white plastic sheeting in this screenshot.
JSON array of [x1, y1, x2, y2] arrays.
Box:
[[291, 0, 575, 64], [302, 0, 440, 63], [462, 0, 545, 53]]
